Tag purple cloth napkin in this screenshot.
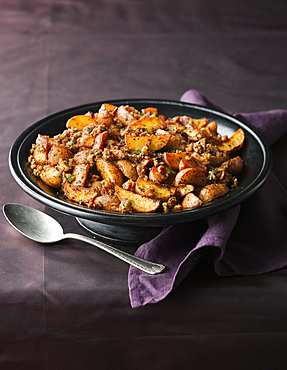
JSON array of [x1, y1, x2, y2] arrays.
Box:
[[128, 89, 287, 308]]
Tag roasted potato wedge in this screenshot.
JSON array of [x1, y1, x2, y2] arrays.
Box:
[[116, 159, 137, 181], [97, 104, 115, 128], [198, 183, 229, 203], [33, 145, 48, 165], [78, 135, 96, 148], [129, 115, 164, 132], [183, 128, 202, 141], [162, 133, 186, 151], [149, 134, 171, 151], [207, 121, 218, 133], [102, 103, 118, 114], [47, 145, 73, 166], [141, 107, 158, 115], [93, 131, 109, 150], [135, 177, 176, 201], [115, 185, 160, 213], [96, 159, 124, 186], [40, 166, 62, 188], [193, 117, 210, 128], [218, 128, 245, 153], [175, 168, 207, 186], [35, 134, 49, 147], [175, 184, 195, 198], [89, 180, 102, 191], [125, 135, 151, 152], [94, 194, 120, 210], [182, 192, 203, 209], [221, 156, 243, 175], [209, 151, 230, 167], [116, 106, 136, 126], [149, 165, 171, 183], [163, 152, 188, 170], [179, 158, 207, 173], [63, 181, 99, 206], [125, 134, 171, 152], [66, 115, 96, 130]]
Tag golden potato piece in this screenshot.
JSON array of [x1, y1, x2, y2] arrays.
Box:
[[135, 177, 176, 201], [149, 134, 171, 152], [47, 145, 73, 166], [183, 128, 202, 141], [129, 116, 164, 132], [93, 131, 109, 150], [175, 184, 195, 198], [141, 107, 158, 115], [175, 168, 207, 187], [96, 159, 124, 186], [94, 194, 120, 210], [116, 106, 136, 126], [222, 156, 243, 175], [162, 134, 186, 151], [116, 159, 137, 181], [125, 135, 151, 152], [102, 103, 118, 114], [33, 145, 48, 165], [125, 134, 170, 152], [149, 165, 171, 183], [97, 104, 115, 128], [35, 134, 49, 147], [115, 185, 160, 213], [163, 152, 188, 170], [218, 129, 245, 153], [182, 192, 202, 209], [90, 180, 102, 191], [179, 158, 207, 173], [198, 183, 229, 203], [209, 151, 230, 167], [207, 121, 218, 133], [63, 181, 99, 206], [78, 135, 96, 148], [193, 117, 210, 128], [40, 166, 62, 188], [66, 115, 96, 130]]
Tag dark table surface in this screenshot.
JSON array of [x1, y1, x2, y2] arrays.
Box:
[[1, 1, 287, 369]]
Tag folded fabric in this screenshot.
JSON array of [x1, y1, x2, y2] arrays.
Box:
[[128, 89, 287, 308]]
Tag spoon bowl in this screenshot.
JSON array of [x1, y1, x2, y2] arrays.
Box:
[[3, 203, 165, 275], [3, 203, 64, 243]]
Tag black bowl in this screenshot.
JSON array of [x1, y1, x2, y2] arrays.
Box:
[[9, 99, 272, 245]]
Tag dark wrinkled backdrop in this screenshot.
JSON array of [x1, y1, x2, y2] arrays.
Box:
[[0, 1, 287, 369]]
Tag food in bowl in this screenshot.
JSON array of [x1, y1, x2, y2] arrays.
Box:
[[28, 103, 244, 213]]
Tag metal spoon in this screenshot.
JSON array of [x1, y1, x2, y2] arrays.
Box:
[[2, 203, 165, 275]]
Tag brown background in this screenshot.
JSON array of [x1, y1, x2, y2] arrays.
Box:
[[1, 1, 287, 369]]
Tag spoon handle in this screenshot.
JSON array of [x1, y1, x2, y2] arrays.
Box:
[[64, 233, 165, 275]]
